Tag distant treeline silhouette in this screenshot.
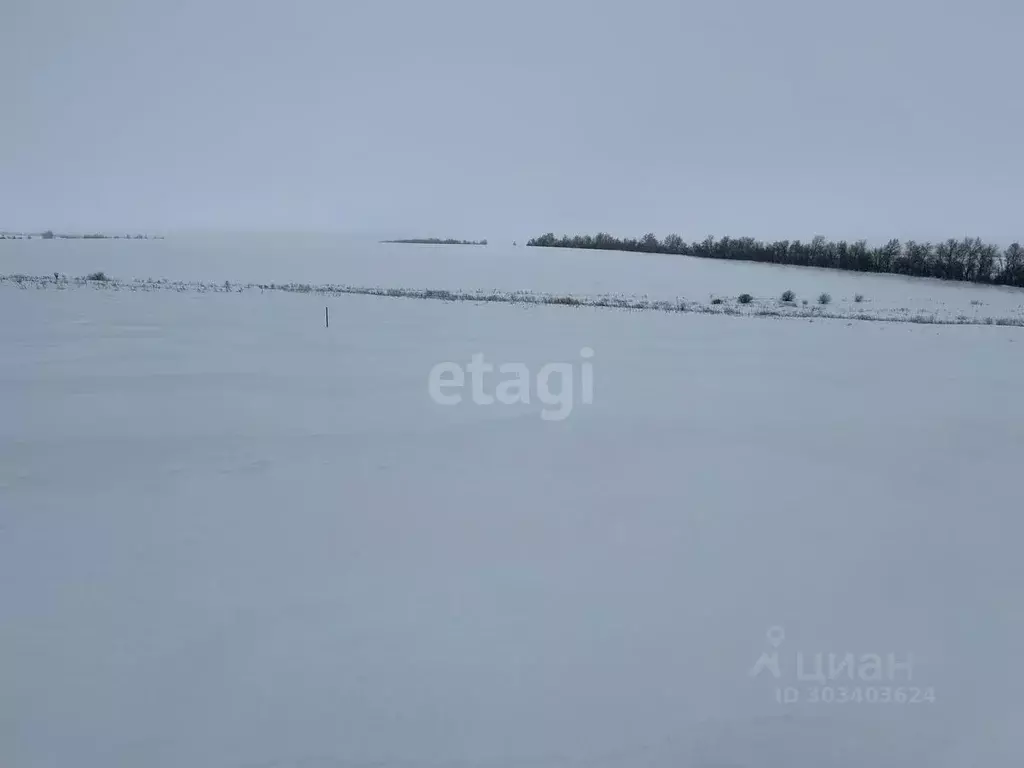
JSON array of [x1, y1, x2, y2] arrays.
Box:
[[382, 238, 487, 246], [0, 231, 160, 240], [527, 232, 1024, 287]]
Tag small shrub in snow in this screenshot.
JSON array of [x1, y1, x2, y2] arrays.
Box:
[[86, 271, 109, 282], [971, 299, 983, 306], [854, 293, 864, 303], [818, 292, 832, 305], [802, 299, 809, 306], [781, 290, 796, 302], [711, 297, 724, 305], [738, 293, 753, 304]]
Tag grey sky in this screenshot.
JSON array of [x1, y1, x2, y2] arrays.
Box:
[[3, 0, 1022, 242]]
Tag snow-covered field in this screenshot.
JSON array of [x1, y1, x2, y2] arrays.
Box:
[[2, 238, 1024, 767], [3, 233, 1024, 322]]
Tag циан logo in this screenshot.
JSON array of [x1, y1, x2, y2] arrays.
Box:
[[750, 625, 936, 706]]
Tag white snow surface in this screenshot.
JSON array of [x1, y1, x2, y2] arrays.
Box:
[[3, 233, 1024, 321], [2, 237, 1024, 767]]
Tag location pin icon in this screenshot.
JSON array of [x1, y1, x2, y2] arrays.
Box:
[[766, 626, 785, 648]]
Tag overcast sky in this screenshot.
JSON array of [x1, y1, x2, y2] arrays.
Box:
[[3, 0, 1022, 242]]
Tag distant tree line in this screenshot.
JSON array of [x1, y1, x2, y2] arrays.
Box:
[[0, 231, 160, 240], [78, 233, 152, 239], [527, 232, 1024, 287], [382, 238, 487, 246]]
